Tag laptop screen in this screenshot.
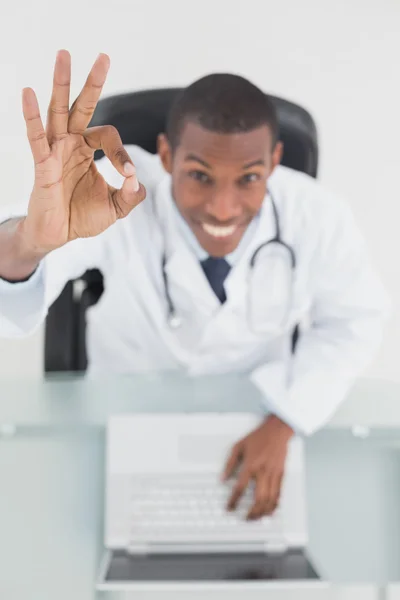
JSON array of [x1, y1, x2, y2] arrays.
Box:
[[105, 550, 319, 582]]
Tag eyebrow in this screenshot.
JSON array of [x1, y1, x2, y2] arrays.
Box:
[[184, 154, 211, 168], [242, 159, 265, 169], [184, 154, 266, 170]]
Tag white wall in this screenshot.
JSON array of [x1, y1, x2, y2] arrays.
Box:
[[0, 0, 399, 379]]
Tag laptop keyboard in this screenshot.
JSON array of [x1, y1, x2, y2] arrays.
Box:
[[109, 473, 284, 547]]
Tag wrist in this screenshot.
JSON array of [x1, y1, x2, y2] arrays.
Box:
[[16, 217, 49, 261], [0, 218, 47, 282], [264, 414, 294, 442]]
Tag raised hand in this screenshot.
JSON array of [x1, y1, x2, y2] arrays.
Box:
[[21, 50, 145, 255]]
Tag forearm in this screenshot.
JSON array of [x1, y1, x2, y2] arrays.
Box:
[[252, 316, 386, 435], [0, 217, 47, 282]]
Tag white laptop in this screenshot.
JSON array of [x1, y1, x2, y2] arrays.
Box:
[[97, 413, 320, 590]]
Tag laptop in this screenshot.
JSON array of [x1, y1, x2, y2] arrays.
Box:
[[97, 413, 321, 591]]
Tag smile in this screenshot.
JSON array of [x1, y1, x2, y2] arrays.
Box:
[[201, 223, 237, 238]]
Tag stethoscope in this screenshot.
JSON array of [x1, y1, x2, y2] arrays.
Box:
[[162, 193, 296, 334]]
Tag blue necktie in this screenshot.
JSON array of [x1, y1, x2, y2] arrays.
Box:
[[200, 257, 231, 304]]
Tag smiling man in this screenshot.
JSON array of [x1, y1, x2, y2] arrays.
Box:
[[0, 51, 389, 519], [160, 101, 281, 258]]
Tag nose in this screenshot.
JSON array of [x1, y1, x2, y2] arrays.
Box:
[[205, 186, 242, 223]]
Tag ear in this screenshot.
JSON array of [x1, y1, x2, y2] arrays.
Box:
[[157, 133, 173, 174], [271, 141, 283, 171]]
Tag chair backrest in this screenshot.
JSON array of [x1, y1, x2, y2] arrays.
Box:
[[44, 88, 319, 372], [90, 88, 318, 176]]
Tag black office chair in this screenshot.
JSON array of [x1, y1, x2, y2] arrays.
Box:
[[44, 88, 319, 372]]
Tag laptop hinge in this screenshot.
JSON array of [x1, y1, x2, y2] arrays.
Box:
[[263, 540, 289, 553], [126, 543, 150, 556], [126, 540, 289, 556]]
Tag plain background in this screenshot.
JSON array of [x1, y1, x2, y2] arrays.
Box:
[[0, 0, 399, 379]]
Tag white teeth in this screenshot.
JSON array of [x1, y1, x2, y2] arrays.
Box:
[[202, 223, 237, 238]]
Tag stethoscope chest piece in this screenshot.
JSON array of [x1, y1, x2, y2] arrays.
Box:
[[167, 313, 183, 329]]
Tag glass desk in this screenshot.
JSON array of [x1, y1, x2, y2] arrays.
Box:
[[0, 373, 400, 600]]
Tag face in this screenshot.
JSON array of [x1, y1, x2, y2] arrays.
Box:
[[158, 121, 283, 257]]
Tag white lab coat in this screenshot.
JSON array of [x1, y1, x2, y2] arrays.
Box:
[[0, 145, 390, 434]]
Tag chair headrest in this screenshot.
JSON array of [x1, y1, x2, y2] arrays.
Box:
[[90, 88, 318, 178]]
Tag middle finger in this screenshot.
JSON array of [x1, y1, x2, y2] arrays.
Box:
[[227, 467, 251, 512], [247, 470, 268, 520], [46, 50, 71, 144]]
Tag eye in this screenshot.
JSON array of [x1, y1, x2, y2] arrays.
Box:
[[188, 170, 212, 184], [239, 173, 261, 185]]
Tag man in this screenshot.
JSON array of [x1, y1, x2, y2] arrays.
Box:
[[0, 51, 389, 519]]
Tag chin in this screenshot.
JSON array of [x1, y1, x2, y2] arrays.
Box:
[[199, 232, 243, 257]]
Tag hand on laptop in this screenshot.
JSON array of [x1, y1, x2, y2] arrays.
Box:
[[222, 415, 294, 520]]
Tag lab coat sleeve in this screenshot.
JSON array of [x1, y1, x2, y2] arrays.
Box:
[[0, 155, 114, 338], [250, 199, 391, 436], [0, 231, 110, 338]]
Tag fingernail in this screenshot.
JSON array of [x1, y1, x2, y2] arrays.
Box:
[[124, 162, 135, 176], [126, 174, 140, 192]]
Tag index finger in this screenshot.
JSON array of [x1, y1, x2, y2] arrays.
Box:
[[265, 471, 283, 516], [68, 53, 110, 134], [84, 125, 139, 188], [222, 442, 243, 482]]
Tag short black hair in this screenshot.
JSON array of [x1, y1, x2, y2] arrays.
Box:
[[166, 73, 279, 151]]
